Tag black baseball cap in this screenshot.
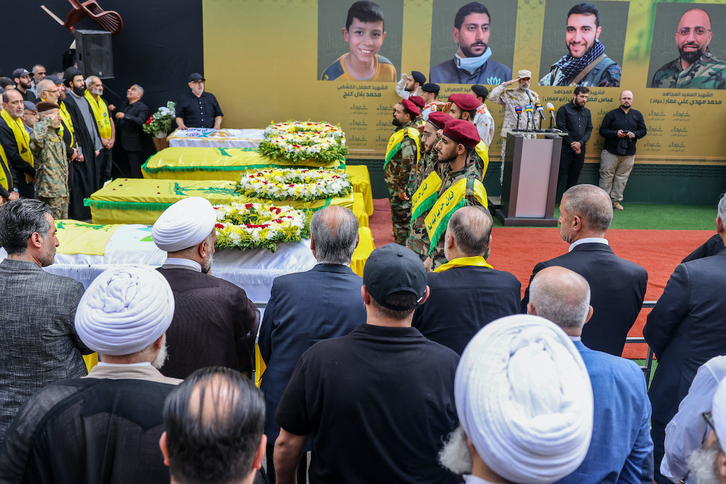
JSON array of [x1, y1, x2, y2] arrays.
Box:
[[411, 71, 426, 85], [363, 244, 427, 310], [188, 73, 205, 82], [422, 82, 440, 94], [13, 68, 30, 78]]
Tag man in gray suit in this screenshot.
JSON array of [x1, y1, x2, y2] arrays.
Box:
[[0, 266, 180, 483], [0, 199, 90, 441]]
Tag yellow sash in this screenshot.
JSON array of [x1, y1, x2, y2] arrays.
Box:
[[425, 177, 488, 252], [0, 144, 10, 192], [434, 256, 493, 273], [475, 140, 489, 175], [384, 127, 420, 168], [1, 109, 33, 167], [59, 103, 75, 147], [85, 92, 112, 138], [411, 171, 441, 221]]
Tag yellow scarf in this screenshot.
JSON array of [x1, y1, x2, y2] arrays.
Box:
[[425, 177, 488, 252], [475, 140, 489, 175], [411, 171, 441, 221], [85, 91, 112, 138], [1, 109, 33, 167], [0, 144, 10, 192], [59, 102, 75, 146], [384, 127, 420, 168], [434, 256, 493, 273]]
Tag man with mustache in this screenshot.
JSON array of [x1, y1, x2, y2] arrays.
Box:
[[430, 2, 512, 85], [539, 3, 621, 87], [651, 8, 726, 89]]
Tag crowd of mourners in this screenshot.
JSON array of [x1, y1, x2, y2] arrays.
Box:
[[0, 181, 725, 484]]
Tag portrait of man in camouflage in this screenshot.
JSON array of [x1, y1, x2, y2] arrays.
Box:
[[651, 7, 726, 90]]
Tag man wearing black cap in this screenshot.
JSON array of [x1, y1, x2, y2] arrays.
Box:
[[175, 73, 223, 130], [12, 69, 37, 104], [396, 70, 426, 100], [21, 102, 38, 134], [425, 119, 488, 271], [471, 84, 495, 148], [385, 98, 420, 246], [274, 244, 459, 484], [421, 82, 440, 121]]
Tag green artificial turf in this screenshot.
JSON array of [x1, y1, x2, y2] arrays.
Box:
[[493, 204, 717, 231]]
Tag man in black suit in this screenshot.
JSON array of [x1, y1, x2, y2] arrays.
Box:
[[644, 193, 726, 484], [114, 84, 149, 178], [412, 205, 520, 355], [522, 184, 647, 356], [259, 205, 365, 483]]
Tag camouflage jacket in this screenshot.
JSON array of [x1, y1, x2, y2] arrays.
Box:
[[539, 55, 621, 87], [490, 84, 541, 134], [651, 51, 726, 90], [430, 158, 483, 270], [408, 147, 441, 260], [30, 116, 68, 198], [384, 121, 419, 197]]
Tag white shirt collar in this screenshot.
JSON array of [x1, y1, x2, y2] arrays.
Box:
[[163, 257, 202, 271], [569, 335, 582, 342], [569, 237, 609, 252], [463, 476, 499, 484], [97, 362, 152, 367]]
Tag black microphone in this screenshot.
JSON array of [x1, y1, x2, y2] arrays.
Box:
[[535, 102, 544, 130]]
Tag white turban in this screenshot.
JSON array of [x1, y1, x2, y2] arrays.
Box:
[[152, 197, 217, 252], [712, 376, 726, 441], [455, 315, 594, 484], [75, 266, 175, 356]]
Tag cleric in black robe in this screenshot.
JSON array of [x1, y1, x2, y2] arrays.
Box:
[[62, 68, 101, 220]]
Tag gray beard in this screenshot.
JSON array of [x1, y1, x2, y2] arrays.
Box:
[[687, 443, 722, 484], [439, 426, 473, 475]]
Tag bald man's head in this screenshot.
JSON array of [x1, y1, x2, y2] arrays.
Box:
[[529, 266, 591, 329], [447, 205, 493, 257]]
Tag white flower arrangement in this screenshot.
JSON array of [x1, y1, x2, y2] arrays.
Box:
[[213, 202, 309, 252], [258, 121, 348, 164], [235, 168, 352, 202]]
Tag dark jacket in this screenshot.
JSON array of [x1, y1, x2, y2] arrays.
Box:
[[557, 100, 593, 153], [430, 58, 512, 85], [116, 100, 149, 152], [599, 107, 647, 156], [258, 263, 366, 443], [0, 115, 36, 199], [523, 242, 648, 356], [412, 265, 521, 355]]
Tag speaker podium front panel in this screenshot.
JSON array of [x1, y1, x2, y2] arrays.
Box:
[[497, 132, 563, 227]]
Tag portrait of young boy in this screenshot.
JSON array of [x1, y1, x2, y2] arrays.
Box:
[[321, 1, 397, 81]]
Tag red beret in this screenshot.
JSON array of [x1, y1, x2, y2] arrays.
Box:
[[400, 99, 421, 117], [408, 95, 425, 109], [442, 118, 480, 149], [448, 93, 480, 111], [427, 111, 451, 131]]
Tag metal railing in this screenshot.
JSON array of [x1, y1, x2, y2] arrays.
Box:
[[625, 300, 657, 383]]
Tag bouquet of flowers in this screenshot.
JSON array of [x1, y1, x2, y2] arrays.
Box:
[[258, 121, 348, 165], [235, 168, 352, 202], [142, 101, 176, 138], [214, 202, 310, 252]]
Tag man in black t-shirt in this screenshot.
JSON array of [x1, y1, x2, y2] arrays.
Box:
[[274, 244, 459, 484], [175, 73, 224, 130]]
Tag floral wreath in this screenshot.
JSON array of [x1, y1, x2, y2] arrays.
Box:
[[258, 121, 348, 165], [235, 168, 352, 202], [214, 202, 309, 252]]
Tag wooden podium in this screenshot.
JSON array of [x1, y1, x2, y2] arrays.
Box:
[[495, 131, 565, 227]]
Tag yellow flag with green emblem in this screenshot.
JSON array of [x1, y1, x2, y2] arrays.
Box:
[[425, 177, 488, 253], [410, 171, 441, 222], [384, 127, 420, 168]]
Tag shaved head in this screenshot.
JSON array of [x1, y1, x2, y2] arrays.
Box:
[[529, 266, 591, 329]]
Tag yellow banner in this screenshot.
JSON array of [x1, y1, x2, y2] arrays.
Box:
[[85, 92, 112, 139], [384, 127, 420, 167], [411, 171, 441, 221], [0, 144, 9, 192], [425, 177, 488, 250]]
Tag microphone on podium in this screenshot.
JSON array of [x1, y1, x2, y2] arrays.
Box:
[[546, 102, 556, 129], [524, 104, 533, 130], [514, 105, 522, 129], [535, 102, 545, 130]]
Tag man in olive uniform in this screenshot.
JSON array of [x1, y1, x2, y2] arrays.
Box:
[[384, 98, 420, 246], [408, 111, 451, 261], [490, 69, 540, 170], [29, 102, 69, 219], [424, 119, 488, 271]]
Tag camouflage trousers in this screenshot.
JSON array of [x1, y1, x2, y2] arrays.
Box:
[[39, 196, 69, 220], [388, 190, 411, 246], [407, 214, 430, 262]]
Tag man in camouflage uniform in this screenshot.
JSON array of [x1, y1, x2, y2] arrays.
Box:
[[444, 93, 489, 180], [408, 112, 451, 261], [384, 98, 420, 246], [425, 119, 486, 271], [30, 103, 69, 219], [490, 69, 540, 174], [651, 8, 726, 89]]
